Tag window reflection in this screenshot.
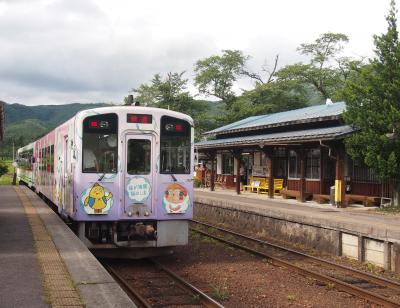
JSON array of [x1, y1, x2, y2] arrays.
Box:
[[160, 116, 191, 174], [82, 113, 118, 173], [127, 139, 151, 174]]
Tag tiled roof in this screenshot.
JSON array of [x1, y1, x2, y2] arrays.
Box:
[[195, 125, 355, 149], [205, 101, 346, 136]]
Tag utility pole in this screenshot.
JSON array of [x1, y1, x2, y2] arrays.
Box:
[[12, 141, 16, 185]]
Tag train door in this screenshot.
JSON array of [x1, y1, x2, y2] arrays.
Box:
[[62, 136, 71, 213], [124, 134, 155, 216]]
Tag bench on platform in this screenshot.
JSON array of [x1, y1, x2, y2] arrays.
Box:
[[215, 175, 227, 188], [345, 194, 380, 207], [257, 179, 284, 195], [312, 194, 331, 204], [281, 189, 312, 201], [243, 177, 267, 193]]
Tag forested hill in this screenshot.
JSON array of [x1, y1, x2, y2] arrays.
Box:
[[0, 100, 223, 158], [0, 102, 111, 158], [4, 102, 111, 126]]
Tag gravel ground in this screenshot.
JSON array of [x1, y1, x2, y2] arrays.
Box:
[[159, 231, 377, 307], [195, 214, 400, 283]]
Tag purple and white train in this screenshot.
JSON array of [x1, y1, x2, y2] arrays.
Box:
[[17, 106, 193, 257]]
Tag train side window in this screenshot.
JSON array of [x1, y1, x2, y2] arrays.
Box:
[[160, 116, 191, 174], [82, 113, 118, 173], [127, 139, 151, 175], [50, 145, 54, 173]]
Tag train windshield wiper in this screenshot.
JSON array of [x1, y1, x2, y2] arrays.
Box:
[[170, 174, 177, 182], [98, 173, 106, 181]]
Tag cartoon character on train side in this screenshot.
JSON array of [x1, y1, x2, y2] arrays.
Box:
[[83, 183, 113, 214], [163, 183, 190, 213]]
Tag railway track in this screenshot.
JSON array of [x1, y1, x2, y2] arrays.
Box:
[[104, 258, 224, 308], [191, 219, 400, 307]]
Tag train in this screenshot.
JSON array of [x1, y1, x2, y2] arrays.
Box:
[[16, 106, 194, 257]]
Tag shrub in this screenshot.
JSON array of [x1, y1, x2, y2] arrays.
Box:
[[193, 176, 202, 188], [0, 161, 8, 178]]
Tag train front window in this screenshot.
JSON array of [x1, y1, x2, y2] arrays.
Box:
[[127, 139, 151, 175], [82, 113, 118, 173], [160, 116, 191, 174]]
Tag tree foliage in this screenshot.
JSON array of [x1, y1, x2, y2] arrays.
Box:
[[133, 72, 210, 140], [194, 50, 249, 106], [0, 160, 8, 178], [277, 32, 350, 100], [223, 79, 308, 123], [343, 0, 400, 179]]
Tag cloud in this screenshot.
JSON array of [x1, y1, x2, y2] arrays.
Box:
[[0, 0, 392, 105]]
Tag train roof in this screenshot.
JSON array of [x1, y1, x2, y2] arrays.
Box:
[[75, 105, 194, 125], [17, 142, 35, 153]]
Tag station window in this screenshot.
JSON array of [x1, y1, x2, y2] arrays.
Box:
[[127, 139, 151, 174], [288, 150, 300, 178], [160, 116, 191, 174], [82, 113, 118, 173], [222, 153, 233, 175], [305, 148, 320, 179], [350, 159, 379, 183]]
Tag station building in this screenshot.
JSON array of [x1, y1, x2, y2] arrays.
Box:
[[195, 100, 394, 207]]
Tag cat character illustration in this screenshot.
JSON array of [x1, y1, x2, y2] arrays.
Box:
[[163, 183, 190, 213], [84, 183, 113, 214]]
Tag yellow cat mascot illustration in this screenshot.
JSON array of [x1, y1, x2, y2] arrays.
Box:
[[84, 183, 113, 214]]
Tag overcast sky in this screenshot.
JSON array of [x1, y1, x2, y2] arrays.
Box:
[[0, 0, 394, 106]]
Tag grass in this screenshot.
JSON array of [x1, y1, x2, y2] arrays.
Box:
[[365, 261, 379, 273], [376, 205, 400, 214], [0, 160, 14, 185], [210, 279, 230, 301], [287, 294, 297, 302]]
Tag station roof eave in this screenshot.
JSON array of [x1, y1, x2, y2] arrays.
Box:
[[195, 124, 357, 152], [203, 101, 346, 137]]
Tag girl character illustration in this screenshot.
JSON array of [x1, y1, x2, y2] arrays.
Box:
[[163, 183, 190, 213], [84, 183, 113, 214]]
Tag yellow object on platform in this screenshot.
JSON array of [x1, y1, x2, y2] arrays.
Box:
[[335, 180, 342, 203]]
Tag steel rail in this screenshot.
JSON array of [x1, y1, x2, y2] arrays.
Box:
[[150, 259, 225, 308], [191, 223, 400, 307], [191, 219, 400, 292], [106, 260, 224, 308], [105, 264, 152, 308]]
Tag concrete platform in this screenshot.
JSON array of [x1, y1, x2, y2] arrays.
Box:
[[194, 188, 400, 271], [0, 186, 136, 308]]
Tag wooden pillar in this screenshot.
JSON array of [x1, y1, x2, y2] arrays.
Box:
[[335, 151, 346, 207], [233, 150, 242, 195], [263, 148, 274, 199], [210, 152, 216, 192], [298, 150, 306, 202], [319, 146, 324, 194]]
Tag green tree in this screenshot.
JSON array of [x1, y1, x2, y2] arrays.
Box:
[[223, 79, 308, 123], [133, 72, 210, 140], [277, 32, 350, 100], [134, 72, 189, 109], [343, 1, 400, 199], [194, 50, 249, 107], [0, 161, 8, 178]]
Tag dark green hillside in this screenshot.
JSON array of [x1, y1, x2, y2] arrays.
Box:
[[5, 119, 52, 145], [0, 102, 112, 158], [4, 102, 110, 125], [0, 100, 220, 158]]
